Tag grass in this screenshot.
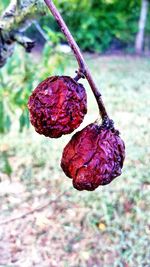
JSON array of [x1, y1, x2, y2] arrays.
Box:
[[0, 55, 150, 267]]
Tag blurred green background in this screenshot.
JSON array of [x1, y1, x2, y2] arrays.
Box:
[[0, 1, 150, 266], [1, 0, 150, 53]]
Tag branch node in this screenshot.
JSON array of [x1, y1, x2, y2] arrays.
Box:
[[74, 69, 86, 81]]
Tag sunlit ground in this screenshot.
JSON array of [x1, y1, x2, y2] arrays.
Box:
[[0, 55, 150, 266]]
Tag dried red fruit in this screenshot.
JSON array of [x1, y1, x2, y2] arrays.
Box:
[[28, 76, 87, 138], [61, 123, 125, 191]]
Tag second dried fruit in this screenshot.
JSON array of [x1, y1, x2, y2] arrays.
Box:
[[61, 122, 125, 191]]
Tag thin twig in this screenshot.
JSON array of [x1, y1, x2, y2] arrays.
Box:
[[0, 190, 68, 225], [44, 0, 109, 120]]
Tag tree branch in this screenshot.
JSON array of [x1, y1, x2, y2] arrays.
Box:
[[44, 0, 110, 121]]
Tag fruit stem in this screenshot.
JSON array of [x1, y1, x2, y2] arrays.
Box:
[[44, 0, 109, 120]]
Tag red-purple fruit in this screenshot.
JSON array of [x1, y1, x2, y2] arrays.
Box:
[[28, 76, 87, 138], [61, 122, 125, 191]]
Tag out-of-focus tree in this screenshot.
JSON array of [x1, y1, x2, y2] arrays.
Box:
[[0, 0, 46, 67], [135, 0, 149, 53]]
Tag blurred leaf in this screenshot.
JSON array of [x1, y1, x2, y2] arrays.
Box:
[[19, 110, 29, 132], [5, 115, 11, 132], [0, 152, 12, 177]]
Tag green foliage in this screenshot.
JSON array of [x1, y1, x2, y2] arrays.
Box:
[[0, 48, 35, 133], [56, 0, 142, 51], [40, 0, 148, 52]]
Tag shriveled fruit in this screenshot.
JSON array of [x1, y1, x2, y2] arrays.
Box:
[[28, 76, 87, 138], [61, 122, 125, 191]]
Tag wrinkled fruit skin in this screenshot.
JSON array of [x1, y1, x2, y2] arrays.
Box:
[[28, 76, 87, 138], [61, 123, 125, 191]]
